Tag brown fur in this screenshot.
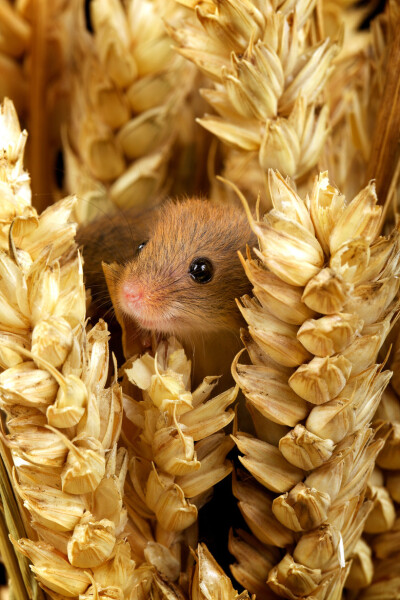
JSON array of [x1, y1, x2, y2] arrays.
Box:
[[78, 198, 256, 381]]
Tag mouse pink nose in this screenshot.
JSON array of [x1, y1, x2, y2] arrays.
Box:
[[122, 282, 144, 308]]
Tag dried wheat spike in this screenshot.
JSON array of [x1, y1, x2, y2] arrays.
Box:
[[229, 170, 400, 599], [168, 0, 339, 203], [123, 336, 237, 576], [65, 0, 195, 223]]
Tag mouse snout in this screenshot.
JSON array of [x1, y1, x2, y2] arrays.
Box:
[[121, 281, 145, 311], [119, 277, 161, 330]]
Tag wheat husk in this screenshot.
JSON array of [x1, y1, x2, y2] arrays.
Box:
[[190, 543, 255, 600], [345, 537, 373, 590], [229, 529, 280, 600]]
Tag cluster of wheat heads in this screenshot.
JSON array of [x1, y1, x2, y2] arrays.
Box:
[[0, 98, 253, 599], [0, 0, 400, 599]]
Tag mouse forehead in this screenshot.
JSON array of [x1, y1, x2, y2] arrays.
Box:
[[153, 202, 224, 256]]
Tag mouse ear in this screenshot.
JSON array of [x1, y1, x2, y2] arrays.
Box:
[[102, 261, 151, 358]]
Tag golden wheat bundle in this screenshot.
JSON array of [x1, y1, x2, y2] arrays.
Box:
[[65, 0, 195, 223], [227, 170, 400, 599]]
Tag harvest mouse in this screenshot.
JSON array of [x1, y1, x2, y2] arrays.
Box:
[[77, 197, 255, 384]]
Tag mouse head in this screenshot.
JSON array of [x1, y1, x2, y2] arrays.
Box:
[[103, 198, 253, 342]]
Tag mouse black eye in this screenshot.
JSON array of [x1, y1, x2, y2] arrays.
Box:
[[189, 257, 214, 283], [136, 241, 148, 254]]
